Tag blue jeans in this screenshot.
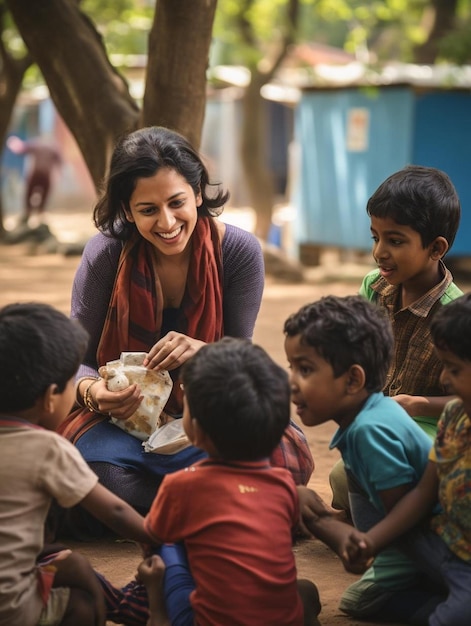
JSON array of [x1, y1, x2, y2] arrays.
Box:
[[160, 544, 195, 626], [399, 528, 471, 626]]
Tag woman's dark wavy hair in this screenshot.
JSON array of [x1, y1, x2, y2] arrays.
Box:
[[94, 126, 230, 240], [181, 337, 290, 461], [430, 293, 471, 362], [367, 165, 461, 250], [284, 295, 393, 393], [0, 302, 89, 412]]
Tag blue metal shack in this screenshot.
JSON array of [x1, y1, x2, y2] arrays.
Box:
[[294, 79, 471, 258]]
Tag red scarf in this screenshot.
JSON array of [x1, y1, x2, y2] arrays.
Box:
[[59, 217, 223, 442], [98, 216, 224, 361]]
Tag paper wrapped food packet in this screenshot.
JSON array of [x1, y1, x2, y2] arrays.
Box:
[[98, 352, 173, 441], [143, 418, 191, 455]]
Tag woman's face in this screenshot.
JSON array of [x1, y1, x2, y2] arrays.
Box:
[[126, 167, 201, 258]]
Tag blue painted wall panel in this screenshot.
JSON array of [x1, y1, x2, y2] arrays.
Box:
[[295, 87, 413, 250], [412, 92, 471, 256]]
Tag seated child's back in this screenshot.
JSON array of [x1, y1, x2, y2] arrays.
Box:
[[144, 337, 320, 626]]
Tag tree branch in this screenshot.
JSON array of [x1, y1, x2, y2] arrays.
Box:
[[5, 0, 139, 187]]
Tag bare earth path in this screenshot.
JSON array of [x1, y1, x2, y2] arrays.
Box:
[[3, 208, 458, 625]]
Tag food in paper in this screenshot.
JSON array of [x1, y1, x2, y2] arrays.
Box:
[[99, 352, 173, 441], [143, 418, 191, 455]]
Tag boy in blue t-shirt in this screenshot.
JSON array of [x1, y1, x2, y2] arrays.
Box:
[[341, 293, 471, 626], [284, 295, 445, 624]]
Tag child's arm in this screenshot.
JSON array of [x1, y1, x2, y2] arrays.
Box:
[[80, 483, 154, 545], [340, 460, 438, 570], [393, 394, 456, 419], [366, 460, 438, 554], [338, 463, 438, 571], [297, 486, 339, 542], [297, 486, 371, 573], [297, 486, 336, 529], [338, 461, 438, 573]]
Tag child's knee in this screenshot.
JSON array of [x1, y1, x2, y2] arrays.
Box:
[[62, 587, 101, 625], [54, 551, 95, 586], [329, 458, 349, 512]]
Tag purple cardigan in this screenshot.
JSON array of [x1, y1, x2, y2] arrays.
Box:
[[71, 223, 265, 379]]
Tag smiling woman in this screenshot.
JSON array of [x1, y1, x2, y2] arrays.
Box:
[[126, 168, 201, 310], [53, 126, 313, 539], [126, 169, 199, 258]]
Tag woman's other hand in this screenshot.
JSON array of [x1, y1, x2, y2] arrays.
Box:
[[144, 332, 206, 371]]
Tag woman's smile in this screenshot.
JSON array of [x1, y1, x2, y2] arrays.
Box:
[[157, 225, 184, 240], [128, 168, 200, 257]]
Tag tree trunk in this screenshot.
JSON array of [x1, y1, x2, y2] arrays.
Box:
[[240, 73, 275, 241], [142, 0, 218, 149], [414, 0, 459, 63], [0, 0, 32, 233], [5, 0, 139, 187], [0, 52, 31, 234], [235, 0, 300, 242]]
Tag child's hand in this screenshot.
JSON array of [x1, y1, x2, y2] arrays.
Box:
[[135, 555, 165, 584], [391, 393, 424, 417], [338, 530, 374, 574], [140, 542, 159, 558]]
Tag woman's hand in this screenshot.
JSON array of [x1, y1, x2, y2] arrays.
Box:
[[143, 332, 206, 371], [89, 377, 143, 420]]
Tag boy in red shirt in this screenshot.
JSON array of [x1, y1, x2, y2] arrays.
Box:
[[144, 337, 321, 626]]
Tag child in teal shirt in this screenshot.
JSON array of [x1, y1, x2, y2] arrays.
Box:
[[341, 293, 471, 626]]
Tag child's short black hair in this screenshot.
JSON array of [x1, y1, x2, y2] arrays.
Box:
[[0, 302, 89, 412], [430, 293, 471, 362], [181, 337, 290, 461], [284, 295, 393, 393], [367, 165, 461, 250]]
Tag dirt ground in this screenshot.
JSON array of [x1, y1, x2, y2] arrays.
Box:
[[0, 208, 445, 626]]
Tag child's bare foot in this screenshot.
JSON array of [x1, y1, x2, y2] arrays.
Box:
[[137, 555, 170, 626]]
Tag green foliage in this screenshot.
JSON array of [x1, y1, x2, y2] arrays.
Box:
[[439, 20, 471, 64], [436, 0, 471, 64], [0, 3, 27, 60], [213, 0, 471, 67], [81, 0, 153, 57], [213, 0, 297, 67]]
